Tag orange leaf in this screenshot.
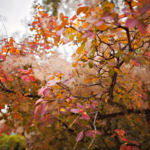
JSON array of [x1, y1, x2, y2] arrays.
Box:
[[77, 7, 84, 15], [76, 47, 83, 54]]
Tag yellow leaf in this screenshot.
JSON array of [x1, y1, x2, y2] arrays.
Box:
[[76, 47, 83, 54], [114, 68, 122, 74], [74, 19, 80, 28], [84, 56, 88, 61], [60, 108, 66, 112], [54, 77, 60, 81], [102, 37, 109, 43], [72, 62, 78, 67], [102, 1, 115, 11], [92, 78, 96, 82]]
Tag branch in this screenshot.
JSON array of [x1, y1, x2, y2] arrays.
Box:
[[118, 25, 133, 52], [97, 109, 150, 120], [88, 98, 103, 149]]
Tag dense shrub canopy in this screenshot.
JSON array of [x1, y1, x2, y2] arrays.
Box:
[[0, 0, 150, 149]]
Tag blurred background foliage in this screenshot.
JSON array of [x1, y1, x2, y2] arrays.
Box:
[[0, 134, 25, 150]]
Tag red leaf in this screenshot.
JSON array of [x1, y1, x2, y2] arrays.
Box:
[[35, 98, 43, 105], [110, 133, 116, 137], [95, 130, 101, 135], [85, 130, 92, 137], [120, 129, 125, 134], [126, 18, 138, 28], [127, 146, 132, 150], [132, 146, 140, 150], [47, 80, 56, 86], [21, 75, 27, 80], [121, 137, 128, 142], [120, 144, 127, 150], [6, 76, 13, 81], [66, 98, 70, 102], [70, 109, 80, 113], [76, 131, 84, 141], [86, 104, 90, 109], [114, 129, 119, 132], [29, 75, 36, 82], [1, 78, 6, 83], [41, 120, 46, 127], [41, 103, 47, 115], [77, 103, 84, 109], [0, 55, 6, 60], [43, 87, 50, 97], [82, 112, 90, 120], [92, 103, 96, 109], [130, 141, 139, 146], [38, 88, 45, 95], [137, 21, 146, 34], [138, 4, 150, 14], [25, 76, 30, 82], [34, 105, 40, 114], [95, 21, 103, 26], [142, 93, 147, 100], [47, 118, 53, 124]]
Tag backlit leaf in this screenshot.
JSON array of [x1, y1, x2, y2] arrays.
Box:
[[35, 98, 43, 105], [47, 80, 56, 86], [76, 47, 83, 54]]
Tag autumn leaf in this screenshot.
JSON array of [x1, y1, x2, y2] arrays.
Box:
[[47, 80, 56, 86], [76, 131, 84, 141], [127, 146, 132, 150], [60, 108, 67, 114], [126, 18, 138, 28], [56, 28, 64, 36], [1, 78, 6, 83], [76, 47, 83, 54], [77, 7, 84, 15], [88, 62, 93, 68], [35, 98, 43, 105], [41, 103, 47, 115], [70, 109, 80, 113], [82, 112, 90, 120], [85, 130, 92, 137], [130, 141, 139, 146], [120, 144, 127, 150]]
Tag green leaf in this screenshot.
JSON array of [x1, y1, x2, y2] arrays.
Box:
[[109, 69, 115, 76], [123, 56, 130, 63], [116, 50, 123, 57], [88, 62, 93, 68]]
